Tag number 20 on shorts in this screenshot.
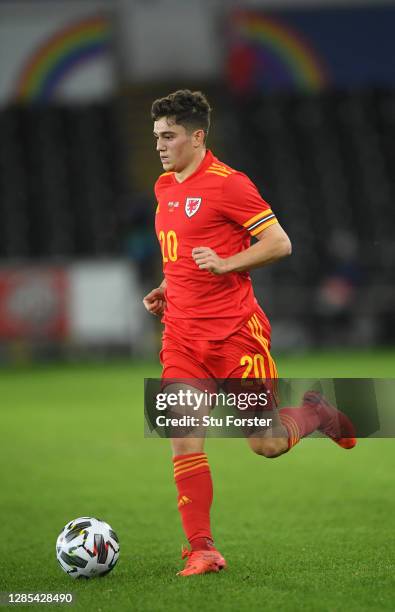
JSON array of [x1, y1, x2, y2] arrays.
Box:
[[240, 354, 267, 381], [159, 230, 178, 262]]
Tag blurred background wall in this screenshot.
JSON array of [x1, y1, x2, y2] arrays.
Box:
[[0, 0, 394, 362]]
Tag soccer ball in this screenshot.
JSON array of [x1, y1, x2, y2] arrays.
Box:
[[56, 517, 120, 579]]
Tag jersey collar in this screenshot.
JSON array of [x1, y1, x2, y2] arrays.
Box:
[[173, 149, 214, 184]]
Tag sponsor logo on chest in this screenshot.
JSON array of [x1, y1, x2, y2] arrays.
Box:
[[185, 197, 201, 218], [167, 201, 179, 213]]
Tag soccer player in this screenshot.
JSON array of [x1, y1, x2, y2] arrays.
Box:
[[143, 90, 356, 576]]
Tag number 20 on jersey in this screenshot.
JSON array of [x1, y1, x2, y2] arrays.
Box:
[[159, 230, 178, 262]]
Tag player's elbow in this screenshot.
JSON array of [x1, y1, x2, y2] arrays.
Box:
[[278, 235, 292, 258]]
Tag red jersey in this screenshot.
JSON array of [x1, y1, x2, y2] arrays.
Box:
[[154, 150, 278, 340]]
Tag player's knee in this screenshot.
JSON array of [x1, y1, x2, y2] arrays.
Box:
[[171, 439, 205, 456], [250, 438, 287, 459], [258, 441, 282, 458]]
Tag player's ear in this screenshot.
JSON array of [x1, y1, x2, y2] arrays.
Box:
[[192, 128, 205, 147]]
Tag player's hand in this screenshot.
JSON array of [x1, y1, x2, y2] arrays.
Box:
[[192, 247, 229, 275], [143, 287, 166, 316]]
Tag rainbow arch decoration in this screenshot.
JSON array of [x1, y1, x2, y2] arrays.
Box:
[[14, 15, 111, 103], [228, 11, 330, 93]]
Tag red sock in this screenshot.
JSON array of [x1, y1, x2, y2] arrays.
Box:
[[173, 453, 214, 551], [279, 404, 321, 450]]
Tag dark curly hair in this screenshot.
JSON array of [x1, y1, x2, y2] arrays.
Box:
[[151, 89, 211, 142]]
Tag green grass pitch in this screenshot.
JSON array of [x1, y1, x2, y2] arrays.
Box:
[[1, 351, 394, 611]]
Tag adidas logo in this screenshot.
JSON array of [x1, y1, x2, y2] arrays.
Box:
[[178, 495, 192, 508]]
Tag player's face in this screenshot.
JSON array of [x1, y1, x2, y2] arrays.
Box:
[[153, 117, 198, 173]]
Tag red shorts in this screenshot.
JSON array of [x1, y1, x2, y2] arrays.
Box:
[[160, 307, 278, 382]]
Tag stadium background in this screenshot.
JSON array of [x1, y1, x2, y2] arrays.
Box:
[[1, 0, 394, 610]]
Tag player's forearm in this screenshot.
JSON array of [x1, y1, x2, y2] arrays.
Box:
[[225, 235, 291, 273]]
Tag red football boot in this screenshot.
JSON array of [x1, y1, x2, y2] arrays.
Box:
[[177, 546, 227, 576], [302, 391, 357, 449]]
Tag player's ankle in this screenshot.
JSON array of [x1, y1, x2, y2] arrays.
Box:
[[190, 537, 215, 551]]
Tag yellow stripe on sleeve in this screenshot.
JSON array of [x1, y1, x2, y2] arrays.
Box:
[[243, 208, 274, 228], [250, 217, 278, 236]]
